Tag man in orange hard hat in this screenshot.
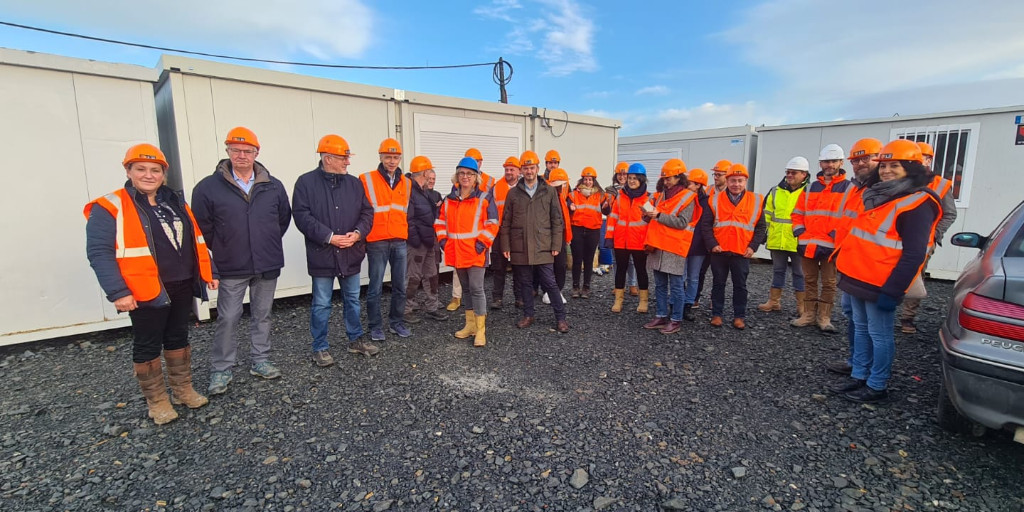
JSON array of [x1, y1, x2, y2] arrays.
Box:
[[360, 137, 414, 341], [404, 156, 449, 324], [192, 127, 292, 394], [293, 134, 377, 365], [489, 156, 522, 309]]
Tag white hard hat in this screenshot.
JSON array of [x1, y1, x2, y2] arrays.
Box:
[[819, 144, 845, 161], [785, 156, 809, 172]]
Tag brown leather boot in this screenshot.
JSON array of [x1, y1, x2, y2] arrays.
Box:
[[636, 290, 649, 313], [790, 300, 817, 327], [628, 286, 639, 297], [133, 358, 178, 425], [163, 346, 208, 409], [817, 302, 837, 332], [611, 289, 625, 313], [794, 291, 806, 316], [757, 287, 783, 312]]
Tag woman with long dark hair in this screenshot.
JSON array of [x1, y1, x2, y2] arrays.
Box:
[[605, 163, 651, 313], [831, 139, 941, 403], [568, 167, 607, 298]]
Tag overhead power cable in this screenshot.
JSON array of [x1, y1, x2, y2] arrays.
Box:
[[0, 20, 496, 70]]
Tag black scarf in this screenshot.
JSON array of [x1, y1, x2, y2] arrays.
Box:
[[861, 178, 918, 210]]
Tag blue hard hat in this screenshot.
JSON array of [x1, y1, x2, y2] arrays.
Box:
[[627, 163, 646, 175], [457, 156, 480, 172]]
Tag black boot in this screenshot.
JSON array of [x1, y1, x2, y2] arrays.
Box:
[[683, 304, 695, 322]]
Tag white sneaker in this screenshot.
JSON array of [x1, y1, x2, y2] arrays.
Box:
[[560, 292, 567, 303], [542, 292, 550, 304]]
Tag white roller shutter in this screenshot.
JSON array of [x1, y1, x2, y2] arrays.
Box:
[[413, 113, 522, 191]]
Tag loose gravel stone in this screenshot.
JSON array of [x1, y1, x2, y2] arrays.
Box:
[[0, 267, 1021, 511]]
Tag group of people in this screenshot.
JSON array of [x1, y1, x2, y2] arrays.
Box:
[[86, 130, 954, 425]]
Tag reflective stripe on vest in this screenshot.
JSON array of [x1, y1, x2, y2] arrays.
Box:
[[929, 175, 953, 199], [362, 171, 412, 242], [644, 189, 696, 257], [835, 190, 941, 290], [710, 190, 763, 253]]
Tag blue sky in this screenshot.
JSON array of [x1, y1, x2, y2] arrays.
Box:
[[2, 0, 1022, 135]]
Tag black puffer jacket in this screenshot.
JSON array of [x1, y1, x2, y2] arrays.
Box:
[[407, 174, 438, 248]]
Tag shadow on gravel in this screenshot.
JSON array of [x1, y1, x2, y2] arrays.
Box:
[[2, 262, 1023, 511]]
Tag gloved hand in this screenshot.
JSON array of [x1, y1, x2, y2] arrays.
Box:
[[603, 238, 614, 249], [475, 240, 486, 254], [876, 293, 899, 312], [439, 239, 447, 251]]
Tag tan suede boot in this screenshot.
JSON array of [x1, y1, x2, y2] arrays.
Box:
[[637, 290, 649, 313], [758, 287, 783, 312], [628, 286, 640, 297], [133, 359, 178, 425], [611, 289, 625, 313], [446, 297, 461, 311], [163, 346, 208, 409], [455, 310, 477, 339], [794, 291, 806, 316], [790, 300, 817, 327], [817, 302, 837, 332], [474, 315, 487, 347]]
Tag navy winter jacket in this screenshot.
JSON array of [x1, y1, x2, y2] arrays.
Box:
[[191, 160, 291, 279], [292, 165, 374, 278], [407, 174, 439, 249]]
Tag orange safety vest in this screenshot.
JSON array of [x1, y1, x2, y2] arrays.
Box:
[[645, 189, 697, 258], [569, 188, 604, 230], [606, 191, 650, 250], [83, 188, 212, 302], [491, 178, 515, 223], [835, 190, 941, 291], [929, 175, 953, 199], [554, 184, 573, 243], [835, 184, 866, 246], [360, 170, 412, 242], [791, 173, 850, 258], [479, 172, 497, 194], [709, 190, 764, 254], [434, 190, 499, 268]]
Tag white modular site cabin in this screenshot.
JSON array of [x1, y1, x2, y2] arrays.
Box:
[[618, 126, 758, 182], [754, 106, 1024, 279], [0, 48, 620, 346]]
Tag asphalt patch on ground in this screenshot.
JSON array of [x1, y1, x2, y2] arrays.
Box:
[[1, 263, 1022, 511]]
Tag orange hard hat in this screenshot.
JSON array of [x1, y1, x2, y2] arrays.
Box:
[[661, 158, 687, 178], [548, 168, 570, 183], [316, 134, 351, 156], [545, 150, 561, 163], [378, 137, 402, 155], [849, 138, 882, 159], [465, 148, 483, 161], [224, 126, 260, 149], [503, 156, 521, 168], [520, 151, 541, 167], [916, 141, 934, 157], [580, 166, 598, 178], [688, 168, 708, 186], [123, 143, 168, 170], [409, 155, 433, 174], [712, 159, 732, 173], [878, 139, 923, 163], [725, 163, 749, 178], [614, 161, 629, 174]]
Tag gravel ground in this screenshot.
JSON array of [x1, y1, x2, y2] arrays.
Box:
[[2, 262, 1023, 511]]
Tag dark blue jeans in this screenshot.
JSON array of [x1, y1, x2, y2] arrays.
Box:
[[310, 274, 363, 352], [366, 239, 407, 331], [709, 252, 750, 318], [514, 264, 565, 321]]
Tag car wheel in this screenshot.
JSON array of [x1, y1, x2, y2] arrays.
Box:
[[936, 378, 986, 437]]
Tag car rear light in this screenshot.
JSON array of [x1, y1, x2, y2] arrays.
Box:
[[959, 292, 1024, 342]]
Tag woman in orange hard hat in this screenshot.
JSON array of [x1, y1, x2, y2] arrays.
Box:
[[830, 140, 941, 403], [85, 143, 213, 425], [643, 159, 698, 334], [568, 167, 609, 298]]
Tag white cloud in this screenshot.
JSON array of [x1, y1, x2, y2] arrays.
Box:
[[619, 101, 787, 136], [635, 85, 669, 96], [4, 0, 374, 60], [720, 0, 1024, 102], [474, 0, 523, 22], [479, 0, 597, 76]]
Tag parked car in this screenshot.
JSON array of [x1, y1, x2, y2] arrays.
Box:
[[938, 200, 1024, 443]]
